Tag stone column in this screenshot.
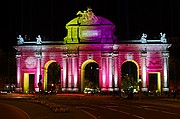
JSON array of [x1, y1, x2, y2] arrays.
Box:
[[106, 57, 109, 88], [162, 52, 169, 92], [114, 56, 118, 91], [16, 52, 22, 92], [101, 57, 106, 89], [109, 56, 113, 90], [35, 52, 42, 92], [72, 55, 78, 91], [141, 52, 148, 92], [62, 55, 67, 91], [67, 55, 72, 91]]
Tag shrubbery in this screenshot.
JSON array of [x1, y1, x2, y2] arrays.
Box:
[[28, 100, 69, 113]]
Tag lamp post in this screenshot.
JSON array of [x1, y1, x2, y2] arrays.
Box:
[[138, 81, 142, 100], [38, 75, 42, 100]]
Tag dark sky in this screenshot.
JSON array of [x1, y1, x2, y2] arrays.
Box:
[[1, 0, 180, 51]]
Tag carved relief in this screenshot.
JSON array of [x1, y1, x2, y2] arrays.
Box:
[[125, 53, 133, 60], [49, 53, 56, 60], [25, 56, 36, 69], [148, 57, 161, 66]]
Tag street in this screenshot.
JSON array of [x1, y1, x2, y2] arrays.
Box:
[[0, 102, 30, 119], [51, 96, 180, 119], [1, 94, 180, 119]]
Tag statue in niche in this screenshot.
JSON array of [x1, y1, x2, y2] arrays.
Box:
[[76, 7, 98, 24], [17, 35, 24, 45], [160, 32, 167, 43], [140, 33, 147, 43], [36, 35, 42, 44]]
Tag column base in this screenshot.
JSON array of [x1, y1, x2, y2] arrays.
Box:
[[61, 88, 79, 92], [114, 88, 119, 91], [15, 88, 22, 93], [162, 88, 169, 92], [67, 88, 72, 91], [35, 88, 40, 92], [101, 88, 108, 91], [72, 88, 79, 92], [141, 88, 148, 92], [101, 88, 119, 92], [61, 88, 66, 91]]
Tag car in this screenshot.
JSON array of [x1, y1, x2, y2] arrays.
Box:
[[84, 87, 100, 94]]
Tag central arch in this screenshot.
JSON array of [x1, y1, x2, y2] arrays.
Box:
[[121, 60, 139, 92], [81, 60, 99, 92]]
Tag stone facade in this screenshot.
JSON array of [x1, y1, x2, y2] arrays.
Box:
[[14, 9, 171, 93]]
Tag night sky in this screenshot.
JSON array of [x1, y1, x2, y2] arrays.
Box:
[[1, 0, 180, 51]]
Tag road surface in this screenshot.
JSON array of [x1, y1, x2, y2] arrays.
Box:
[[0, 102, 30, 119], [51, 98, 180, 119]]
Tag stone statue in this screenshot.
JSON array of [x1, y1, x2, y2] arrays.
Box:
[[76, 7, 98, 24], [86, 7, 98, 23], [17, 35, 24, 45], [140, 33, 147, 43], [36, 35, 42, 44], [160, 32, 167, 43]]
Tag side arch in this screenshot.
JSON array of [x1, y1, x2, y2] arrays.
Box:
[[44, 60, 56, 91]]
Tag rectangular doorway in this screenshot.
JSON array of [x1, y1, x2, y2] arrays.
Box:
[[24, 73, 35, 93], [148, 72, 161, 93], [29, 74, 35, 93]]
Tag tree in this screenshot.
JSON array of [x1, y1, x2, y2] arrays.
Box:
[[121, 74, 137, 95], [84, 79, 97, 89], [84, 79, 98, 94]]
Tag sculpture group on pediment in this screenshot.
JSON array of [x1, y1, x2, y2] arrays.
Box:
[[76, 7, 98, 24]]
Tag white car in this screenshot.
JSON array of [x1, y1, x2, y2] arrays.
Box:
[[84, 88, 100, 94]]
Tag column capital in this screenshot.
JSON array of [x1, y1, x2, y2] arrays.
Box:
[[16, 52, 22, 58], [162, 88, 169, 92], [162, 52, 169, 57], [101, 52, 117, 57], [67, 53, 78, 57], [35, 52, 42, 58], [63, 55, 68, 58], [141, 52, 147, 57]]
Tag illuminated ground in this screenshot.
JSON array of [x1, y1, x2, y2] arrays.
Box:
[[1, 93, 180, 119]]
